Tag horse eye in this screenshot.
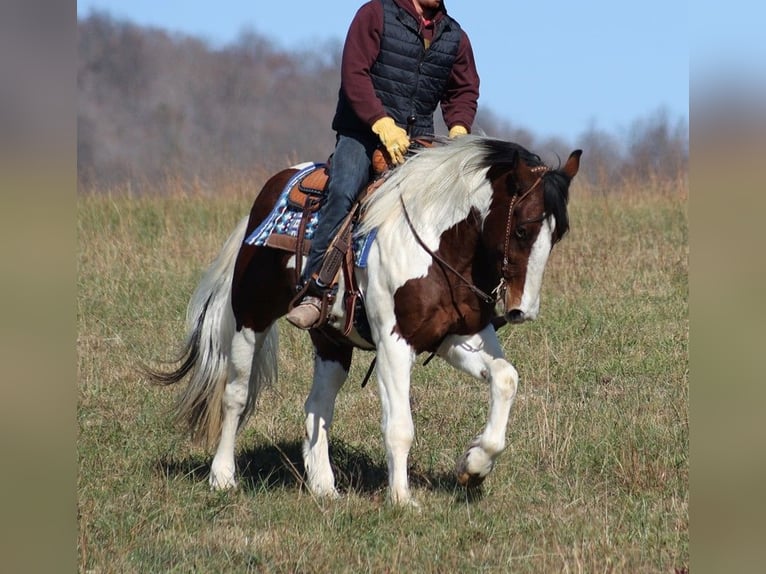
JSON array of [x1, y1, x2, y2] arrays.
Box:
[[515, 226, 527, 240]]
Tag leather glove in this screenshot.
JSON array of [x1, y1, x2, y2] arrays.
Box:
[[371, 117, 410, 165], [448, 125, 469, 138]]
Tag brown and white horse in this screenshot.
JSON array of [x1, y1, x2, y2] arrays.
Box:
[[149, 136, 581, 505]]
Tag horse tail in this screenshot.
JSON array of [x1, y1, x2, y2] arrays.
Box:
[[145, 215, 249, 447]]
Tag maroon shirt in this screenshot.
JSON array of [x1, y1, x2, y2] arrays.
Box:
[[340, 0, 480, 132]]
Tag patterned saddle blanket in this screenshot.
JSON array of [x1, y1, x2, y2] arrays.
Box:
[[243, 162, 377, 268]]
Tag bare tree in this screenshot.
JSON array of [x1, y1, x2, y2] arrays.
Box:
[[77, 13, 688, 193], [621, 107, 688, 182]]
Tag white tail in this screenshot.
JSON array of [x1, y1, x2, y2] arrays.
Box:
[[146, 216, 277, 448]]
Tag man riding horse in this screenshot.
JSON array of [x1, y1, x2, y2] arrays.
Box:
[[286, 0, 480, 329]]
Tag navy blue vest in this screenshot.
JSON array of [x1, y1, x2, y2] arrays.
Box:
[[333, 0, 462, 137]]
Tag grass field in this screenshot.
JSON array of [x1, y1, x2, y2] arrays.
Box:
[[77, 178, 688, 572]]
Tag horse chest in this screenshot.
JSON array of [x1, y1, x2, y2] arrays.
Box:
[[392, 278, 491, 353]]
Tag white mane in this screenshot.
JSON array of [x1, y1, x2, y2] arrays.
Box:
[[357, 135, 495, 238]]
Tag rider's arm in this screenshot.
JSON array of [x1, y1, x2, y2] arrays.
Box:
[[339, 1, 389, 128], [441, 32, 480, 134]]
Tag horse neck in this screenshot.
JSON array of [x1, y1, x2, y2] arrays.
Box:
[[437, 207, 484, 266]]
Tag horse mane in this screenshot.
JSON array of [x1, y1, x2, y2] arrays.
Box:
[[358, 135, 517, 237], [455, 136, 571, 242], [543, 170, 570, 242], [358, 136, 570, 242]]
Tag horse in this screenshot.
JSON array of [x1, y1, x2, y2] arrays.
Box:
[[148, 135, 581, 506]]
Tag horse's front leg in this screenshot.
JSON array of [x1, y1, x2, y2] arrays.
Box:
[[302, 334, 352, 498], [437, 324, 519, 488], [375, 334, 417, 506]]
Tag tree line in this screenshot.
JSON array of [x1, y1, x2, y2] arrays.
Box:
[[78, 13, 687, 192]]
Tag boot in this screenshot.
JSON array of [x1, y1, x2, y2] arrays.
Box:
[[285, 295, 322, 329]]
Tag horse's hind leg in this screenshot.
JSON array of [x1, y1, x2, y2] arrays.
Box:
[[209, 326, 272, 489], [437, 324, 519, 488], [302, 334, 352, 497]]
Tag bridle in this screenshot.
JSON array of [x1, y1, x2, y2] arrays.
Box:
[[500, 165, 548, 279], [400, 164, 550, 306]]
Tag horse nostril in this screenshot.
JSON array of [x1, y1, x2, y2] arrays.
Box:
[[506, 309, 525, 323]]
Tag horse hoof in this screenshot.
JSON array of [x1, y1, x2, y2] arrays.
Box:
[[455, 450, 492, 488], [209, 479, 237, 491], [456, 469, 487, 489], [389, 490, 421, 509], [209, 472, 237, 491], [392, 497, 421, 510], [311, 486, 341, 500]]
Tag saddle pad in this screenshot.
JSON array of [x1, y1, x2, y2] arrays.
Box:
[[244, 163, 377, 268]]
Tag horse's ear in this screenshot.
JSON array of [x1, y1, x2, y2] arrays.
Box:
[[562, 150, 582, 179]]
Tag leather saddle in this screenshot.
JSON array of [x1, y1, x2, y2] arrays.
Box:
[[272, 142, 431, 334], [265, 146, 395, 258], [285, 146, 394, 215], [286, 167, 328, 215]]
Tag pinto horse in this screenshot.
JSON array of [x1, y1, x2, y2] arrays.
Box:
[[149, 136, 581, 505]]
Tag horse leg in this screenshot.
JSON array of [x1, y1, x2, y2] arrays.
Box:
[[375, 335, 417, 506], [437, 324, 519, 488], [210, 326, 274, 489], [302, 334, 352, 497]]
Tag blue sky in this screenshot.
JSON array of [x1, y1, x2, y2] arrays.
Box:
[[76, 0, 695, 143]]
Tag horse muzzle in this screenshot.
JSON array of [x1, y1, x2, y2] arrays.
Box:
[[505, 308, 528, 324], [496, 281, 539, 324], [504, 300, 540, 324]]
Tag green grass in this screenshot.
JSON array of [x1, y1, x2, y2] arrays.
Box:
[[78, 183, 688, 572]]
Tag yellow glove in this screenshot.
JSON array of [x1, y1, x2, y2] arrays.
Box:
[[371, 117, 410, 165], [448, 125, 469, 138]]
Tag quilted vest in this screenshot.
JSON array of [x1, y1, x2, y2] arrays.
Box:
[[333, 0, 463, 137]]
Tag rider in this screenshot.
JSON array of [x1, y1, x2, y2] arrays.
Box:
[[285, 0, 480, 329]]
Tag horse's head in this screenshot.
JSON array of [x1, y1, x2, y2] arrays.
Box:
[[483, 144, 582, 324]]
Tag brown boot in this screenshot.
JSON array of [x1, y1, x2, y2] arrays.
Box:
[[285, 296, 322, 329]]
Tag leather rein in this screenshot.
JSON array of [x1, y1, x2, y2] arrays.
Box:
[[399, 165, 549, 306]]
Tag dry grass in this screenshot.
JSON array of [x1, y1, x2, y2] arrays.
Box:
[[78, 177, 688, 572]]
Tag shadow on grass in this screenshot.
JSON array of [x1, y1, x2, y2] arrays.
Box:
[[156, 438, 484, 502]]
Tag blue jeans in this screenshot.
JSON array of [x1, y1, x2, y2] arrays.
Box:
[[301, 132, 379, 288]]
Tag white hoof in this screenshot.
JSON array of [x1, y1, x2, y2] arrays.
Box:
[[209, 464, 237, 490], [456, 444, 495, 488], [310, 484, 341, 499], [389, 489, 420, 509]]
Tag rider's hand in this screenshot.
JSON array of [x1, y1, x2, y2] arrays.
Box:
[[448, 124, 469, 138], [371, 117, 410, 165]]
